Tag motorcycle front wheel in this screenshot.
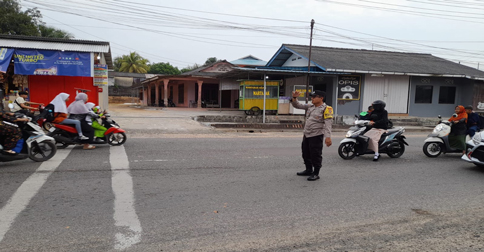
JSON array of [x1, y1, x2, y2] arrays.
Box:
[[338, 142, 357, 160], [29, 140, 57, 162], [423, 142, 442, 158], [107, 132, 127, 146]]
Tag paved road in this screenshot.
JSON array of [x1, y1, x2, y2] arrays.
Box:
[[1, 133, 483, 251]]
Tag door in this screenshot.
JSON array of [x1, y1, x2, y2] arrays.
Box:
[[363, 75, 409, 113]]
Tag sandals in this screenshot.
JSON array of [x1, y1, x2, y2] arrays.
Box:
[[2, 150, 17, 155], [83, 145, 96, 150]]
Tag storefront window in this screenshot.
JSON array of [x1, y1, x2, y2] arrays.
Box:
[[438, 86, 456, 104], [415, 85, 433, 103]]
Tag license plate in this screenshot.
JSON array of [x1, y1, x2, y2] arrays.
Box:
[[48, 127, 55, 132]]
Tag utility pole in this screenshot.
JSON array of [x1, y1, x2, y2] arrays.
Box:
[[304, 19, 315, 124], [305, 19, 315, 105]]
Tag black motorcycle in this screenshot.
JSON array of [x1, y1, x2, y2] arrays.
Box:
[[338, 116, 408, 160]]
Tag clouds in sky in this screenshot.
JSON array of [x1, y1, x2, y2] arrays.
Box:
[[23, 0, 484, 69]]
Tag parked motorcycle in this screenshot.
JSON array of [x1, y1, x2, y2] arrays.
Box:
[[338, 116, 408, 160], [423, 115, 470, 157], [45, 113, 126, 149], [461, 131, 484, 168], [0, 105, 57, 162]]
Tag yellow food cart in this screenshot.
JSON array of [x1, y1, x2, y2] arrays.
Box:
[[239, 80, 279, 115]]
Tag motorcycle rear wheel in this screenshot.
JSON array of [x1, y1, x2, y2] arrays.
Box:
[[423, 142, 442, 158], [29, 140, 57, 162], [387, 141, 405, 158], [107, 132, 127, 146], [338, 142, 357, 160]]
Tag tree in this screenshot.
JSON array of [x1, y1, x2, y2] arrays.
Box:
[[148, 62, 181, 75], [180, 63, 200, 73], [0, 0, 42, 36], [113, 56, 123, 72], [203, 57, 218, 66], [39, 25, 73, 39], [0, 0, 73, 38], [118, 52, 149, 73]]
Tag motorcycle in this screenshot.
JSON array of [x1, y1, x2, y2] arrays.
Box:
[[44, 113, 127, 149], [423, 115, 470, 157], [461, 131, 484, 168], [0, 105, 57, 162], [338, 116, 408, 160]]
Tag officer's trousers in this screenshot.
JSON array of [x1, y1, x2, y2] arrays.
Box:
[[301, 134, 324, 176]]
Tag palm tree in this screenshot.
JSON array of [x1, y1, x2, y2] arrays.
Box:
[[118, 52, 149, 73]]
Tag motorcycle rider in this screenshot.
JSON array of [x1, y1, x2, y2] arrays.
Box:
[[11, 91, 44, 116], [363, 100, 388, 161], [359, 105, 374, 120], [465, 105, 480, 137], [448, 105, 467, 154], [85, 103, 106, 141], [49, 93, 89, 141], [0, 111, 29, 154], [67, 93, 95, 150]]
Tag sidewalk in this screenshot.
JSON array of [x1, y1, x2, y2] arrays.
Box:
[[107, 104, 434, 136]]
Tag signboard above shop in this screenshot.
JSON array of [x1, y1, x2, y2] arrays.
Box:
[[0, 48, 14, 73], [337, 75, 361, 100], [13, 49, 91, 77]]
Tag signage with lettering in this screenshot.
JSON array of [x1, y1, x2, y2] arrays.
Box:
[[93, 64, 108, 86], [0, 48, 14, 73], [337, 75, 361, 100], [293, 85, 313, 99], [14, 49, 91, 77]]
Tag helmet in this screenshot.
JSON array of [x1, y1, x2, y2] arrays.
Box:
[[372, 100, 386, 111]]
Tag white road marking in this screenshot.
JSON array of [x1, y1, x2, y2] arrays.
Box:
[[110, 146, 142, 250], [0, 148, 72, 243]]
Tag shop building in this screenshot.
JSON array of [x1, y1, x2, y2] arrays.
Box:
[[225, 44, 484, 117], [0, 35, 112, 109]]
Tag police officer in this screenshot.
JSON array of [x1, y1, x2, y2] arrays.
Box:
[[291, 90, 333, 181]]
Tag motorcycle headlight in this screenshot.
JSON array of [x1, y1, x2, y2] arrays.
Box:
[[472, 133, 482, 145], [346, 131, 354, 138], [433, 125, 443, 133]]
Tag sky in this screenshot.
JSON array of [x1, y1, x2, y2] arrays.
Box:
[[20, 0, 484, 70]]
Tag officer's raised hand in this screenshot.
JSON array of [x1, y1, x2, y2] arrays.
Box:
[[292, 91, 301, 99]]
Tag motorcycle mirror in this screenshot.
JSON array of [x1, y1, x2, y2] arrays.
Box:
[[7, 103, 14, 109], [438, 115, 441, 119], [452, 113, 458, 118]]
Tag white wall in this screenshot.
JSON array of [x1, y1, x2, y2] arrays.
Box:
[[282, 53, 316, 67]]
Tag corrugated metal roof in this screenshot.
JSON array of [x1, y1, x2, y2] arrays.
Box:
[[271, 44, 484, 79], [0, 38, 110, 53]]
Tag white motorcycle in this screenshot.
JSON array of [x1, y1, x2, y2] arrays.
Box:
[[461, 131, 484, 168], [423, 115, 470, 158], [0, 104, 57, 162]]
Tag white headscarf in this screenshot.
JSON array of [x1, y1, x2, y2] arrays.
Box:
[[50, 93, 69, 113], [85, 102, 95, 111], [67, 93, 89, 114]]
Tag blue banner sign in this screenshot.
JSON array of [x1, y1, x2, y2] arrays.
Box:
[[0, 48, 14, 73], [14, 49, 91, 77]]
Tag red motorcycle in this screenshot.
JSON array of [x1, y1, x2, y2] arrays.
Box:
[[42, 114, 127, 149]]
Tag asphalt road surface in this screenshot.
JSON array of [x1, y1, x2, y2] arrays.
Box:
[[1, 132, 483, 251]]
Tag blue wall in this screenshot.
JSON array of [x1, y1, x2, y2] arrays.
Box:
[[408, 77, 474, 117]]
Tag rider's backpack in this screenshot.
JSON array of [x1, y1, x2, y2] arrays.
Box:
[[479, 115, 484, 129], [42, 104, 56, 122]]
